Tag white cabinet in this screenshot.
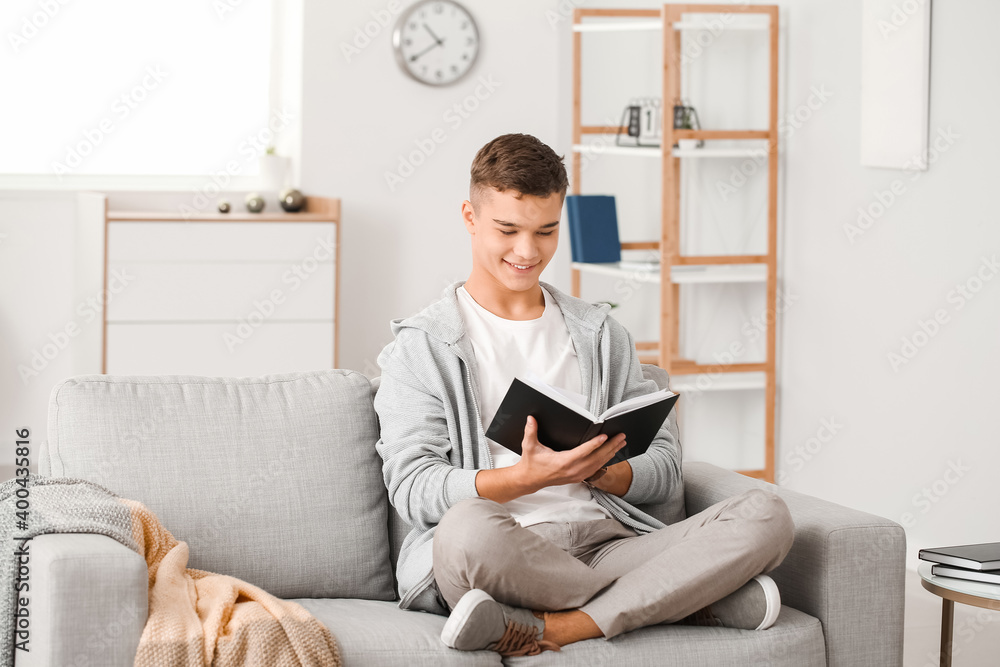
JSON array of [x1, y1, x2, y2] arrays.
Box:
[[83, 194, 340, 377]]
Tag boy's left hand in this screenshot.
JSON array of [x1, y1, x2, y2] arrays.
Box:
[[586, 460, 633, 497]]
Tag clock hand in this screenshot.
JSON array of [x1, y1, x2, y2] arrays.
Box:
[[423, 23, 445, 46], [409, 39, 441, 62]]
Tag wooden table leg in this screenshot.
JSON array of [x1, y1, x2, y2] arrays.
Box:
[[940, 598, 954, 667]]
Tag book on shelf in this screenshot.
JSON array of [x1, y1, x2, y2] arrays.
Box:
[[485, 371, 679, 467], [617, 258, 661, 270], [918, 542, 1000, 571], [565, 195, 621, 263], [930, 564, 1000, 585]]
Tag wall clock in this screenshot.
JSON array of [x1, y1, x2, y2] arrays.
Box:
[[392, 0, 480, 86]]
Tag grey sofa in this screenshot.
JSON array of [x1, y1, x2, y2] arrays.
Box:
[[30, 368, 905, 666]]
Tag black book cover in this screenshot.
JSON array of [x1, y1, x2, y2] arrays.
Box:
[[931, 564, 1000, 584], [485, 378, 679, 467], [918, 542, 1000, 571]]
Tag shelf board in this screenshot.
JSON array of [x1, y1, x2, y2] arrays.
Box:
[[620, 241, 660, 251], [108, 211, 336, 222], [672, 20, 769, 31], [572, 144, 662, 157], [572, 262, 766, 284], [106, 318, 334, 325], [671, 360, 768, 375], [572, 144, 770, 159], [674, 129, 771, 140], [571, 19, 769, 32], [668, 371, 767, 392], [581, 125, 630, 135], [573, 20, 662, 32], [672, 147, 770, 158], [675, 254, 768, 265], [580, 127, 770, 140]]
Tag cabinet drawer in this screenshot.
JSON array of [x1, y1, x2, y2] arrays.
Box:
[[106, 261, 334, 321], [106, 322, 334, 377], [108, 222, 336, 262]]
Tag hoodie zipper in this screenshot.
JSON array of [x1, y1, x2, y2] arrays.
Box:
[[450, 342, 493, 470], [595, 325, 605, 416], [592, 491, 647, 532], [587, 322, 648, 533], [399, 568, 436, 608]]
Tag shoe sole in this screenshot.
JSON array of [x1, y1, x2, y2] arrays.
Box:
[[753, 575, 781, 631], [441, 589, 494, 649]]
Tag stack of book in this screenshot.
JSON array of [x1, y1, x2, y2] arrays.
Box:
[[918, 542, 1000, 585]]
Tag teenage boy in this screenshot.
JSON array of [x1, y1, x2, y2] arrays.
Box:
[[374, 133, 794, 657]]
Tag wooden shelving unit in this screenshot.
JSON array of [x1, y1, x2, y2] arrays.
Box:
[[570, 4, 780, 481]]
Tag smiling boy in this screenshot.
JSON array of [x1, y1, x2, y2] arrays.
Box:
[[374, 133, 794, 657]]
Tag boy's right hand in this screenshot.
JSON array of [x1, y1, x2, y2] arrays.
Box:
[[515, 415, 626, 492]]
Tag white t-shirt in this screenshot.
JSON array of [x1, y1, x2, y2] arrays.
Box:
[[456, 284, 612, 527]]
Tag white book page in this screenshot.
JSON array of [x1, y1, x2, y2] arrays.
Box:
[[599, 388, 675, 420], [519, 371, 596, 421], [522, 370, 588, 408]]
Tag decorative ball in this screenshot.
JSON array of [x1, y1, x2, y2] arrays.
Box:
[[279, 188, 305, 213], [245, 192, 265, 213], [217, 200, 231, 214]]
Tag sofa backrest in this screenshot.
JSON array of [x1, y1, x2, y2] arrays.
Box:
[[42, 371, 396, 602]]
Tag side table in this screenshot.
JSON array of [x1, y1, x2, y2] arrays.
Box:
[[919, 562, 1000, 666]]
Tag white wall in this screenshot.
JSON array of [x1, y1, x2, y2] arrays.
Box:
[[773, 0, 1000, 567], [297, 0, 565, 378], [298, 0, 1000, 567], [2, 0, 998, 569], [0, 193, 81, 481], [544, 0, 999, 569]]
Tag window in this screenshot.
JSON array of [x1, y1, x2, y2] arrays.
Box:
[[1, 0, 278, 179]]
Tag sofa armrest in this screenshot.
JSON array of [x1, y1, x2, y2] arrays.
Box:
[[683, 461, 905, 667], [16, 533, 147, 667]]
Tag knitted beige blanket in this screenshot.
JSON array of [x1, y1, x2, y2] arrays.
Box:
[[1, 474, 342, 667]]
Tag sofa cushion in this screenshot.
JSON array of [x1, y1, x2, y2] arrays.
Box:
[[291, 598, 502, 666], [504, 606, 825, 667], [295, 600, 824, 666], [43, 370, 395, 601]]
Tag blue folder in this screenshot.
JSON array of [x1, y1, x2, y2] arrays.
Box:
[[565, 195, 622, 263]]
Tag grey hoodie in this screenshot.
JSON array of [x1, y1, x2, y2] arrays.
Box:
[[373, 279, 683, 615]]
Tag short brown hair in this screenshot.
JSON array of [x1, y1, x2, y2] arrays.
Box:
[[469, 133, 569, 211]]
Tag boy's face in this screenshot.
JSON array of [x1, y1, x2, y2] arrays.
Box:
[[462, 187, 563, 294]]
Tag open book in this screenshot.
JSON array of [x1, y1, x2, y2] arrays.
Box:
[[485, 372, 679, 467]]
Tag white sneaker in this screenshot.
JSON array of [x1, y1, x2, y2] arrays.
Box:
[[440, 589, 560, 656], [709, 575, 782, 631]]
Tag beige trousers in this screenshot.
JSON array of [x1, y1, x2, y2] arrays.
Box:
[[432, 488, 794, 639]]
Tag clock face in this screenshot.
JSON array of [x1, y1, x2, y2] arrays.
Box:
[[393, 0, 479, 86]]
